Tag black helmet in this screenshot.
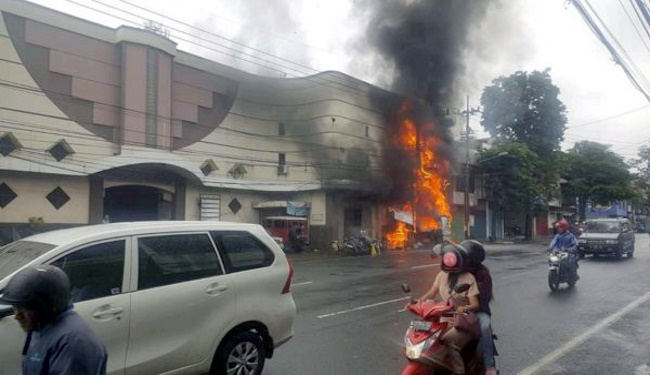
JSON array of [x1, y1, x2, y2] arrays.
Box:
[[0, 265, 71, 322], [439, 243, 469, 273], [460, 240, 486, 268]]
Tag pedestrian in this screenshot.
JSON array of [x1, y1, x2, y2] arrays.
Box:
[[0, 265, 107, 375]]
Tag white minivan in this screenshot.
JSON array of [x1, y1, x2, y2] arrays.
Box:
[[0, 221, 296, 375]]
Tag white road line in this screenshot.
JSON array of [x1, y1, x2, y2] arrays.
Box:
[[518, 291, 650, 375], [411, 263, 439, 270], [291, 281, 313, 287], [317, 297, 411, 319]]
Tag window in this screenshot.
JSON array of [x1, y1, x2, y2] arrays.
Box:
[[51, 240, 125, 303], [137, 233, 222, 290], [279, 153, 286, 165], [211, 231, 275, 273]]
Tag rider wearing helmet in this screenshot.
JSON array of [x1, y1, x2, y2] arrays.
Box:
[[420, 243, 480, 374], [549, 219, 579, 279], [0, 265, 107, 375], [460, 240, 497, 375]]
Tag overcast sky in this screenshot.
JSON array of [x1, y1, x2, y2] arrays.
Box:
[[27, 0, 650, 161]]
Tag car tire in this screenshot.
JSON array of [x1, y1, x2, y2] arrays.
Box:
[[212, 331, 266, 375], [628, 250, 634, 259]]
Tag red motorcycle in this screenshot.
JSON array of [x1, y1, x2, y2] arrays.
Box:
[[400, 284, 484, 375]]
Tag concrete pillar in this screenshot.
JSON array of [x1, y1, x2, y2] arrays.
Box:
[[88, 176, 104, 224]]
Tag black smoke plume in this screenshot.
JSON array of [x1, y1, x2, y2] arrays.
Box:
[[360, 0, 499, 201]]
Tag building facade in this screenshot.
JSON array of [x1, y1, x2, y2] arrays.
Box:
[[0, 0, 395, 248]]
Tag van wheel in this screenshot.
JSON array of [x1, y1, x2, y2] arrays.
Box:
[[212, 332, 266, 375]]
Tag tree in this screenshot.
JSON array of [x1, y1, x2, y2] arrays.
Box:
[[562, 141, 635, 221], [479, 142, 552, 239], [480, 69, 568, 158]]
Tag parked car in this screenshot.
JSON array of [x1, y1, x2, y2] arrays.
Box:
[[577, 218, 635, 259], [0, 221, 296, 375]]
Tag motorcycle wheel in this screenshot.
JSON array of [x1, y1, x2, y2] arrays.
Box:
[[548, 270, 560, 292]]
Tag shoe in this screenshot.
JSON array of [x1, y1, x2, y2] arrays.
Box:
[[485, 367, 498, 375]]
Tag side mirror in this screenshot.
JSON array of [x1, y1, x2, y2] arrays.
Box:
[[0, 304, 13, 319], [454, 283, 471, 294], [401, 284, 411, 294]]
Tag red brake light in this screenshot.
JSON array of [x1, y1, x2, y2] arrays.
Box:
[[282, 260, 294, 294]]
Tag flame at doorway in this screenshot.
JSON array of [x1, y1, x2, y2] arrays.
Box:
[[386, 104, 452, 249]]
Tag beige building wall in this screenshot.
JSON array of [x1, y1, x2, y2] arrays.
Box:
[[0, 173, 89, 223]]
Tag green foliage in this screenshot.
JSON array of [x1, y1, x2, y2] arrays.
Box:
[[562, 141, 635, 219], [480, 69, 568, 157], [479, 142, 551, 214]]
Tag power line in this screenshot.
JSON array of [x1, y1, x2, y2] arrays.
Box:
[[567, 104, 650, 129], [618, 0, 650, 55], [66, 0, 385, 100], [0, 77, 391, 156]]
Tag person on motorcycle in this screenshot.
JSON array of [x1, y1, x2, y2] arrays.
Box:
[[420, 243, 480, 374], [460, 240, 498, 375], [549, 219, 579, 278], [0, 265, 107, 375]]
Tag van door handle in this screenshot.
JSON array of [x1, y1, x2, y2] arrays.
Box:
[[92, 306, 124, 319], [206, 284, 228, 295]]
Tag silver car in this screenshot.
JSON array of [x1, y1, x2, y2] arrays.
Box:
[[0, 221, 296, 375]]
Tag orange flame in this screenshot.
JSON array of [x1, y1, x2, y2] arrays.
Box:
[[386, 103, 452, 249]]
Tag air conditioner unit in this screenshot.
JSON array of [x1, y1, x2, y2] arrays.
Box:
[[277, 164, 289, 174]]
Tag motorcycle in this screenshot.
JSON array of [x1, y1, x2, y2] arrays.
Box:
[[400, 284, 484, 375], [547, 248, 578, 292], [341, 235, 372, 255]]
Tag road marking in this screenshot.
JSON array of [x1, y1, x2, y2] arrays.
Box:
[[317, 297, 411, 319], [411, 263, 439, 270], [291, 281, 313, 287], [518, 291, 650, 375]]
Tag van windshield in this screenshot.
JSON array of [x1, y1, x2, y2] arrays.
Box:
[[0, 241, 56, 281], [584, 221, 620, 234]]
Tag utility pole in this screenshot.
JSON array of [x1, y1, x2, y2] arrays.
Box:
[[464, 96, 471, 239], [461, 96, 480, 239]]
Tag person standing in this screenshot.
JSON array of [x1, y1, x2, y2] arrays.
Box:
[[0, 265, 107, 375]]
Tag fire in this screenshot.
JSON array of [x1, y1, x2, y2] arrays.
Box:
[[386, 103, 452, 249]]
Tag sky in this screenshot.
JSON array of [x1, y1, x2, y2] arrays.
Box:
[[25, 0, 650, 161]]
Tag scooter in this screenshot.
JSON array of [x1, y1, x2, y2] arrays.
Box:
[[400, 284, 484, 375], [547, 247, 578, 292]]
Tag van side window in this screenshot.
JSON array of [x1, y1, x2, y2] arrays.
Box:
[[211, 231, 275, 273], [138, 233, 222, 290], [51, 240, 125, 303]]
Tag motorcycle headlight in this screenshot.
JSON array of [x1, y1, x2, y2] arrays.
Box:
[[549, 255, 559, 262], [605, 240, 618, 244], [404, 333, 439, 360], [405, 338, 427, 359]]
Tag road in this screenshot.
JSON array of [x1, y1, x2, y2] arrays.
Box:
[[264, 234, 650, 375]]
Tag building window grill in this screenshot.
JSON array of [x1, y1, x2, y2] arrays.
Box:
[[200, 159, 218, 176], [48, 139, 74, 161], [0, 182, 17, 208], [46, 186, 71, 209], [0, 133, 21, 156]]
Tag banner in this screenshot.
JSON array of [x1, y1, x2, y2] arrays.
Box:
[[286, 201, 309, 217]]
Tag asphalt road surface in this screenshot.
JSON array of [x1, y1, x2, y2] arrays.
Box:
[[264, 234, 650, 375]]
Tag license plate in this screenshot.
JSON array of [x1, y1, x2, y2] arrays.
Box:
[[410, 320, 432, 331]]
